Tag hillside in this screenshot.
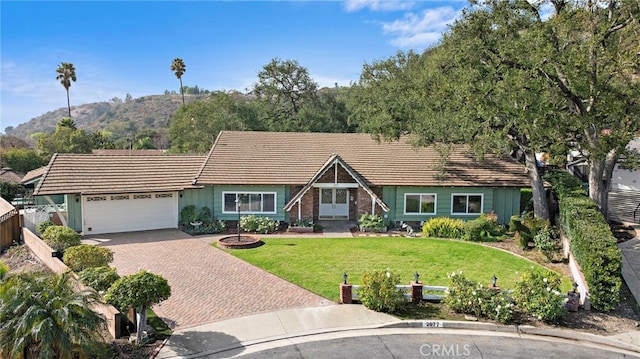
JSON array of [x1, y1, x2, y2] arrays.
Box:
[[5, 94, 208, 144]]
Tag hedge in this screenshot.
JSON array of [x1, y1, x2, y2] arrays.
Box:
[[559, 195, 621, 311]]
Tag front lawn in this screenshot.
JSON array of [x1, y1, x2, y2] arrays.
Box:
[[218, 237, 572, 302]]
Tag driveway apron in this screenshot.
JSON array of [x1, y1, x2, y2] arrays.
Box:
[[86, 229, 333, 330]]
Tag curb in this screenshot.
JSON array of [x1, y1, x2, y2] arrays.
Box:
[[165, 320, 640, 358], [379, 320, 640, 354]]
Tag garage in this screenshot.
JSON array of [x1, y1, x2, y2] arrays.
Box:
[[82, 192, 178, 235]]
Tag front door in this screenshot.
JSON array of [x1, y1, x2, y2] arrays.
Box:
[[319, 188, 349, 220]]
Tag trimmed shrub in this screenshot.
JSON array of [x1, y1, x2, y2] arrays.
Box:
[[463, 214, 505, 241], [62, 244, 114, 272], [422, 218, 465, 238], [36, 220, 56, 236], [559, 195, 621, 311], [78, 266, 120, 292], [180, 205, 198, 225], [543, 169, 583, 198], [41, 225, 81, 253], [533, 225, 560, 261], [513, 267, 565, 322], [198, 206, 212, 223], [443, 271, 513, 324], [358, 269, 406, 313], [240, 215, 277, 234], [358, 213, 385, 231], [185, 220, 226, 235], [521, 214, 548, 238]]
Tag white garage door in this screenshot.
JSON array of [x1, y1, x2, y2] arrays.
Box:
[[82, 192, 178, 235]]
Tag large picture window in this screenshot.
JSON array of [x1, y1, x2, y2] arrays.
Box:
[[404, 193, 436, 215], [451, 194, 483, 215], [223, 192, 276, 214]]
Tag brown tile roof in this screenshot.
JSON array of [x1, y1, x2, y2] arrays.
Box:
[[195, 131, 530, 187], [0, 168, 24, 183], [21, 166, 47, 185], [34, 154, 207, 196]]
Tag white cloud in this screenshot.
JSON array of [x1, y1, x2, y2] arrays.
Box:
[[382, 6, 460, 48], [344, 0, 416, 12]]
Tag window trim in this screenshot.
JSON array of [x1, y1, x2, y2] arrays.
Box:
[[450, 193, 484, 215], [222, 191, 277, 214], [403, 193, 437, 215]]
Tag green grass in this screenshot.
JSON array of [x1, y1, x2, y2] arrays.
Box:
[[218, 237, 572, 302], [146, 309, 172, 338]]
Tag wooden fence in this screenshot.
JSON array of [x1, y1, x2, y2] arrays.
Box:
[[0, 197, 20, 251]]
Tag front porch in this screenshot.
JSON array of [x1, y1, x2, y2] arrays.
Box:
[[284, 154, 390, 224]]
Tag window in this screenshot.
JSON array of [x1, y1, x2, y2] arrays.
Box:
[[451, 194, 483, 214], [404, 194, 436, 215], [222, 192, 276, 214]]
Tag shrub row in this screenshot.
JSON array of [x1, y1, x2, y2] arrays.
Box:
[[420, 214, 505, 241], [559, 195, 621, 311]]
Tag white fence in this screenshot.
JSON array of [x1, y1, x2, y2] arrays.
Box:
[[352, 284, 448, 301], [22, 204, 68, 233]]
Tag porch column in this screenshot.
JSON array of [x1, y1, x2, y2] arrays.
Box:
[[297, 198, 302, 221], [44, 195, 68, 227], [371, 195, 375, 214]]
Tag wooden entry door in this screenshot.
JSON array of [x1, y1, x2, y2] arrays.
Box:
[[319, 188, 349, 220]]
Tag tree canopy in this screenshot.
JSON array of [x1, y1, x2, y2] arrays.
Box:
[[349, 0, 640, 219]]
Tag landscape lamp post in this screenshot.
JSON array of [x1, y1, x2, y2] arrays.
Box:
[[236, 196, 242, 241]]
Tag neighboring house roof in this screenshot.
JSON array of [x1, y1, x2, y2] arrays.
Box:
[[0, 167, 24, 183], [34, 154, 207, 196], [194, 131, 529, 187], [91, 149, 166, 155], [21, 166, 47, 185]]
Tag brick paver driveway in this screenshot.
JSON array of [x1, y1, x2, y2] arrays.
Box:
[[85, 229, 333, 330]]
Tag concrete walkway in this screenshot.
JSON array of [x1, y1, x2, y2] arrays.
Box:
[[155, 305, 397, 358], [618, 223, 640, 306], [615, 222, 640, 347]]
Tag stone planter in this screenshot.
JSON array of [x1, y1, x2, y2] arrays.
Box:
[[288, 226, 314, 233], [359, 226, 387, 233]]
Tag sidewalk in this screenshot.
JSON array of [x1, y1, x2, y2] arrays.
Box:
[[155, 305, 397, 358], [618, 223, 640, 307], [616, 222, 640, 347]]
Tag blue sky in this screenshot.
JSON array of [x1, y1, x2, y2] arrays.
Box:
[[1, 0, 465, 132]]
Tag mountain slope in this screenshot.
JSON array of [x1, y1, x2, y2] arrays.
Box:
[[6, 94, 207, 142]]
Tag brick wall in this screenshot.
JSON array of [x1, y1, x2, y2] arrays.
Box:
[[355, 187, 384, 217]]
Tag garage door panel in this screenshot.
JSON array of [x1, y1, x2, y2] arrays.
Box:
[[83, 192, 178, 235]]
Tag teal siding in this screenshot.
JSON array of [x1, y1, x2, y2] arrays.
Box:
[[382, 187, 397, 223], [179, 186, 215, 221], [65, 195, 82, 232], [492, 187, 522, 222], [388, 187, 520, 225], [213, 185, 287, 221]]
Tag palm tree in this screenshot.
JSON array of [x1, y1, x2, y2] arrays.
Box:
[[0, 272, 106, 358], [170, 58, 186, 105], [55, 62, 77, 118]]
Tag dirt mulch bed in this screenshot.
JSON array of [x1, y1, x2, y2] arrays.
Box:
[[481, 234, 640, 337]]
